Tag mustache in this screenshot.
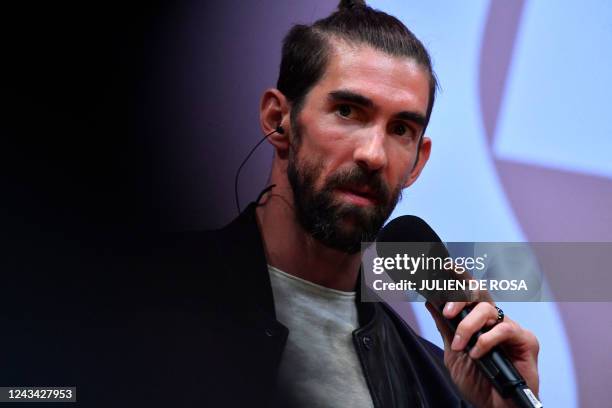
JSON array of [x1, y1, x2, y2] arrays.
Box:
[[324, 167, 391, 204]]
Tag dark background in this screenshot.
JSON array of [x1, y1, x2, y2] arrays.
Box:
[[2, 1, 334, 405], [5, 0, 188, 239], [4, 0, 335, 240]]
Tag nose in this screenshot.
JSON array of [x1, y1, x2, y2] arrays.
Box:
[[353, 128, 387, 172]]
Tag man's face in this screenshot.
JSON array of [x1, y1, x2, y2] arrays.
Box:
[[287, 42, 431, 254]]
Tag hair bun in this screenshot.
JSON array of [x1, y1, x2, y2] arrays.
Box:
[[338, 0, 367, 11]]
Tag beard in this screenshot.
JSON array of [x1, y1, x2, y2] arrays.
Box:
[[287, 122, 404, 254]]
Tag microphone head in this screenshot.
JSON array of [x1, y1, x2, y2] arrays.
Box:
[[377, 215, 442, 244], [376, 215, 448, 261]]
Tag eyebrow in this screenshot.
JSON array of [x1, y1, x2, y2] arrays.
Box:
[[328, 89, 427, 128], [395, 111, 427, 128], [329, 90, 374, 109]]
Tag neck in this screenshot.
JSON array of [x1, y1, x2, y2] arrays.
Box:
[[255, 183, 362, 292]]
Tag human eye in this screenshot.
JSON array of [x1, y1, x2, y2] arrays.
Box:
[[336, 103, 353, 118], [391, 122, 417, 140], [392, 122, 407, 136]]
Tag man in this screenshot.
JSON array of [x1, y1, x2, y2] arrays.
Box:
[[201, 1, 540, 407]]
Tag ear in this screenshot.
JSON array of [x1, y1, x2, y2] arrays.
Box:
[[260, 88, 291, 151], [403, 136, 431, 188]]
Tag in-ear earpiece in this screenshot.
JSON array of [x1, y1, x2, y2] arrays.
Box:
[[276, 124, 285, 134]]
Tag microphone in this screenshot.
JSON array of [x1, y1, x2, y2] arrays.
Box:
[[376, 216, 543, 408]]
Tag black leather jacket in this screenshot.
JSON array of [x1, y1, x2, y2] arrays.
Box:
[[198, 203, 472, 407]]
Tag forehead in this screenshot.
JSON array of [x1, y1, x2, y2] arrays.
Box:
[[312, 40, 430, 115]]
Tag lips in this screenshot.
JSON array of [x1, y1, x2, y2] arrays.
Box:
[[336, 186, 380, 206]]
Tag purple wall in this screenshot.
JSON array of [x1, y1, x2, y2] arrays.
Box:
[[149, 1, 336, 229]]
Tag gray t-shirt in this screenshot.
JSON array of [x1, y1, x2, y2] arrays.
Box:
[[268, 265, 374, 408]]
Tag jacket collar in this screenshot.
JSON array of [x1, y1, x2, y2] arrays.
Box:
[[215, 202, 277, 317], [216, 202, 377, 326]]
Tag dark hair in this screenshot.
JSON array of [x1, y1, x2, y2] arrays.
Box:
[[277, 0, 438, 129]]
